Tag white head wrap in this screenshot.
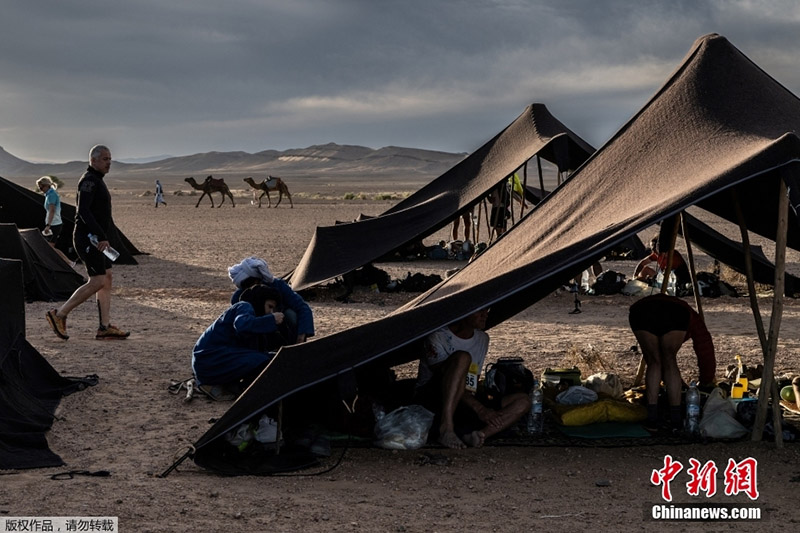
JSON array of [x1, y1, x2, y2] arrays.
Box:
[[228, 256, 274, 288]]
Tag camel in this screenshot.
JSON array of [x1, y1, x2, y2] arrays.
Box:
[[243, 175, 293, 208], [184, 176, 236, 208]]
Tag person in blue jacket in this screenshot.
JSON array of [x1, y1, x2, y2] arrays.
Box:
[[228, 256, 314, 344], [192, 285, 284, 389]]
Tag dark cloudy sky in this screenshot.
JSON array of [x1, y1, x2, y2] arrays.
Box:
[[1, 0, 799, 162]]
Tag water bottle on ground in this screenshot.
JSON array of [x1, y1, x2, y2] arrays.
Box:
[[527, 381, 544, 435], [580, 270, 590, 293], [685, 381, 701, 435], [88, 233, 120, 261], [667, 271, 677, 296]]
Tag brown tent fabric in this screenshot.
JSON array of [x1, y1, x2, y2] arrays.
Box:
[[190, 34, 800, 471], [288, 103, 595, 290]]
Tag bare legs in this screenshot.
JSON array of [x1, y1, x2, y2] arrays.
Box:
[[633, 329, 686, 410], [451, 212, 472, 242], [435, 351, 530, 449], [437, 351, 471, 449], [55, 270, 113, 326]]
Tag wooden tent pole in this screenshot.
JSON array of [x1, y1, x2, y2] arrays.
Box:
[[634, 215, 682, 386], [521, 160, 528, 217], [751, 174, 789, 445], [508, 172, 516, 228], [537, 155, 545, 198], [731, 189, 768, 350], [679, 212, 704, 319], [659, 215, 682, 295]]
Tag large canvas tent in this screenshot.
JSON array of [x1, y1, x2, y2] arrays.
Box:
[[0, 223, 85, 302], [183, 34, 800, 472], [0, 259, 95, 470], [0, 176, 142, 265], [288, 103, 595, 291]]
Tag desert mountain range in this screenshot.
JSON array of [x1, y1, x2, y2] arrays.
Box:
[[0, 143, 467, 182]]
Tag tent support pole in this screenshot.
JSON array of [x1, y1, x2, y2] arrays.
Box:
[[679, 212, 704, 319], [633, 217, 681, 387], [521, 160, 528, 217], [660, 215, 681, 296], [276, 400, 283, 455], [635, 215, 683, 386], [731, 189, 768, 349], [751, 174, 789, 445], [508, 172, 516, 228], [537, 155, 545, 197]]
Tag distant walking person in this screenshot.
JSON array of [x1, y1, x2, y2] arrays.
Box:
[[154, 179, 167, 208], [46, 145, 130, 340], [35, 176, 73, 266]]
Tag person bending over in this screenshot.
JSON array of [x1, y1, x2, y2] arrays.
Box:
[[228, 256, 314, 345], [192, 285, 284, 392], [628, 293, 716, 431], [415, 309, 529, 449]]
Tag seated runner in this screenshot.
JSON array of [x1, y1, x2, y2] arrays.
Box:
[[414, 309, 529, 449]]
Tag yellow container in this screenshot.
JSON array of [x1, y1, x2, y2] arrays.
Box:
[[731, 382, 745, 399]]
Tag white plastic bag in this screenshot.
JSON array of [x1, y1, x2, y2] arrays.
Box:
[[583, 372, 624, 399], [374, 405, 434, 450], [699, 388, 748, 439], [254, 414, 279, 443], [556, 385, 598, 405]]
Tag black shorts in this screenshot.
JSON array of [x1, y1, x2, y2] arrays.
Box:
[[74, 233, 112, 277], [44, 224, 63, 244], [490, 207, 509, 229], [629, 297, 690, 336]]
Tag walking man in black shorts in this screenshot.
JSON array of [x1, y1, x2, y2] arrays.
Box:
[[46, 145, 130, 340]]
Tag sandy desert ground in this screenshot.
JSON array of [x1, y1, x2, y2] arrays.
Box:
[[3, 173, 800, 531]]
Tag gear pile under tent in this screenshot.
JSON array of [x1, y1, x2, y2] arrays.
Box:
[[164, 33, 800, 476]]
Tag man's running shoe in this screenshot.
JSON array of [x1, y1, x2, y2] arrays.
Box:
[[46, 309, 69, 340], [96, 325, 130, 340]]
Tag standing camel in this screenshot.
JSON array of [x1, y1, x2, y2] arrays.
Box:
[[243, 176, 293, 208], [184, 176, 236, 208]]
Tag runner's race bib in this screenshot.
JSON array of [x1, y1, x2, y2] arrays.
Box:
[[465, 362, 479, 392]]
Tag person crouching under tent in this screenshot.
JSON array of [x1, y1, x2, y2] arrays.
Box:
[[633, 234, 691, 290], [228, 256, 314, 345], [628, 293, 716, 431], [192, 285, 284, 393]]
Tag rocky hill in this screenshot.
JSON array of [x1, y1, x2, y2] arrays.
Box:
[[0, 143, 466, 182]]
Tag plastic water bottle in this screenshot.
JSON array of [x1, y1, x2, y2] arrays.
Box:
[[685, 381, 701, 435], [527, 381, 543, 434], [667, 271, 677, 296], [580, 270, 590, 293], [88, 233, 120, 261]]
